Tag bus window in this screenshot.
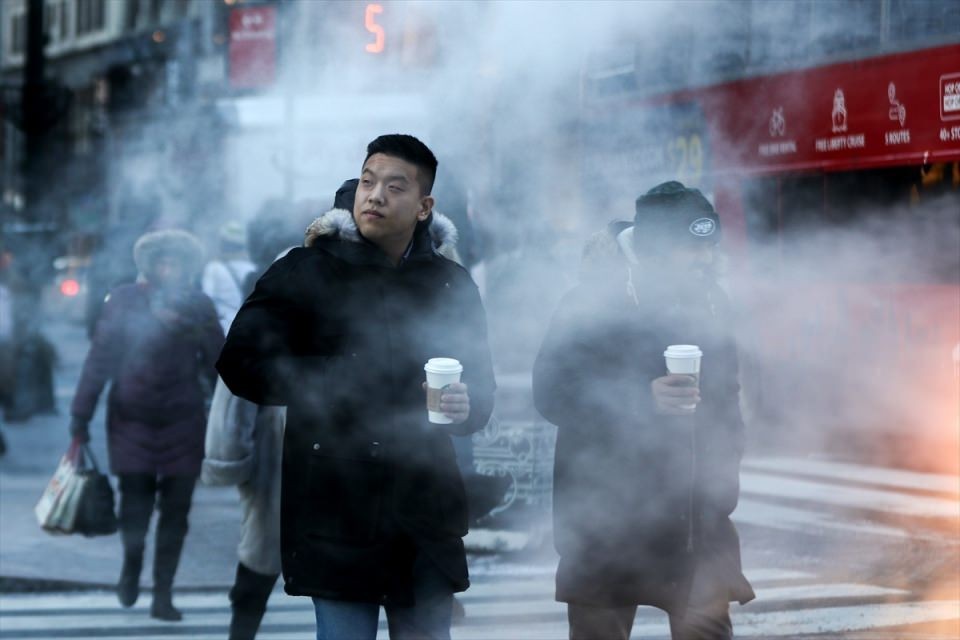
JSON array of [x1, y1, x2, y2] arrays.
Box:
[[743, 167, 959, 285]]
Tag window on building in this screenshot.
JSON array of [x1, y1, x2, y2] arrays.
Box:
[[126, 0, 140, 31], [10, 12, 26, 54], [76, 0, 106, 36], [42, 0, 70, 44], [59, 0, 70, 40], [887, 0, 960, 45], [749, 0, 812, 69], [693, 0, 750, 80], [808, 0, 881, 59]]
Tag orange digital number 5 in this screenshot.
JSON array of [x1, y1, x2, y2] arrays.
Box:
[[365, 4, 385, 54]]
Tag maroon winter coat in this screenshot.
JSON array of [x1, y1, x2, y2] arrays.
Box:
[[71, 283, 224, 476]]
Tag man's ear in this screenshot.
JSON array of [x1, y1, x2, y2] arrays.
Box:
[[417, 195, 435, 222]]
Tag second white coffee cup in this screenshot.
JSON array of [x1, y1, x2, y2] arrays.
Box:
[[424, 358, 463, 424], [663, 345, 702, 411]]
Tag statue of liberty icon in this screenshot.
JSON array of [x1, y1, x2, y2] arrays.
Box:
[[832, 88, 847, 133]]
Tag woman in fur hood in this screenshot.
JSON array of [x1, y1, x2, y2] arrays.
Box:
[[69, 228, 224, 622]]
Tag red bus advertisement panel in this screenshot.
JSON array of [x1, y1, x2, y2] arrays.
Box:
[[702, 43, 960, 174]]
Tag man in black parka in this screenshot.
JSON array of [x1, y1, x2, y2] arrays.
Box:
[[533, 181, 755, 640], [217, 135, 496, 640]]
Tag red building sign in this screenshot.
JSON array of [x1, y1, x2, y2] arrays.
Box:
[[696, 43, 960, 174], [229, 6, 277, 89]]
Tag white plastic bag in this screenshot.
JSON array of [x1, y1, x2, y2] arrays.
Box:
[[34, 440, 81, 532]]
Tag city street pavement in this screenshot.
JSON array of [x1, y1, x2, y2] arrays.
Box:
[[1, 317, 958, 638]]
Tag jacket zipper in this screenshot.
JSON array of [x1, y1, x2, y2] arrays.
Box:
[[688, 289, 718, 553], [687, 424, 696, 553], [626, 264, 702, 554]]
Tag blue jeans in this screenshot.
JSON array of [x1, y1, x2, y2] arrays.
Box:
[[313, 558, 454, 640]]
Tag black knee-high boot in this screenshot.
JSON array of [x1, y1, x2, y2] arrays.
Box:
[[228, 563, 279, 640], [150, 476, 195, 622], [117, 474, 156, 608]]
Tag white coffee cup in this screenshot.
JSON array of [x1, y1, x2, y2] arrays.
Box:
[[424, 358, 463, 424], [663, 345, 702, 411]]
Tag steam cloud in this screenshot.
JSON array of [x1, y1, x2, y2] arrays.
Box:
[[29, 1, 958, 619]]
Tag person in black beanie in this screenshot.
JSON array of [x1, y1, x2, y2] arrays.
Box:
[[533, 181, 755, 639]]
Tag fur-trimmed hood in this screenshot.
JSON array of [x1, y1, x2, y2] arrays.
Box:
[[579, 221, 635, 280], [133, 229, 205, 280], [303, 208, 462, 264]]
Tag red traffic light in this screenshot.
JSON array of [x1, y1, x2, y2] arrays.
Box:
[[60, 278, 80, 297]]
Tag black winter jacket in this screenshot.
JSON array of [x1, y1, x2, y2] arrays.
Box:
[[217, 209, 496, 604], [532, 222, 754, 614]]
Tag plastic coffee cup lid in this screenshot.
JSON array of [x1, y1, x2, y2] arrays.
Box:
[[424, 357, 463, 374], [663, 345, 703, 359]]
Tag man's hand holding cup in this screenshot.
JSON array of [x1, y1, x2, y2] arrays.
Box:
[[424, 358, 470, 424], [438, 382, 470, 424], [654, 345, 703, 416], [651, 375, 700, 415]]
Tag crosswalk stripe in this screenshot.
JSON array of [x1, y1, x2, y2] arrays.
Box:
[[0, 581, 912, 633], [0, 592, 234, 613], [733, 498, 916, 539], [1, 570, 954, 640], [753, 582, 907, 601], [739, 568, 813, 581], [742, 457, 960, 496], [731, 600, 960, 637], [740, 471, 960, 519], [468, 562, 556, 577]]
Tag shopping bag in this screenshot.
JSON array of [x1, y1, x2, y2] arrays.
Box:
[[34, 440, 81, 530], [45, 469, 88, 533], [72, 445, 118, 537]]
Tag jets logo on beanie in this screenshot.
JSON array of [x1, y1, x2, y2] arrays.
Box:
[[633, 181, 720, 250]]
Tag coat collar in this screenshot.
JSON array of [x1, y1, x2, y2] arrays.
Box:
[[303, 208, 461, 267]]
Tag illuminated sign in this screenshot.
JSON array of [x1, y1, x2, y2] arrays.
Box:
[[229, 6, 276, 89], [365, 3, 385, 54]]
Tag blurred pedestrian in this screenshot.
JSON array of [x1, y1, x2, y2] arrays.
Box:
[[68, 229, 224, 622], [201, 197, 313, 640], [84, 191, 161, 339], [533, 181, 755, 640], [0, 248, 14, 426], [202, 221, 256, 334], [217, 135, 496, 640], [203, 380, 285, 639], [0, 248, 10, 454], [1, 243, 57, 422]]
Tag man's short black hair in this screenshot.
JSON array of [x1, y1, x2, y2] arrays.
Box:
[[364, 134, 438, 195]]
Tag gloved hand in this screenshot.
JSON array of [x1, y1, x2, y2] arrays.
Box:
[[69, 417, 90, 443]]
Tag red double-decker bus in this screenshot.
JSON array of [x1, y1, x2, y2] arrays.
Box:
[[580, 42, 960, 472]]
